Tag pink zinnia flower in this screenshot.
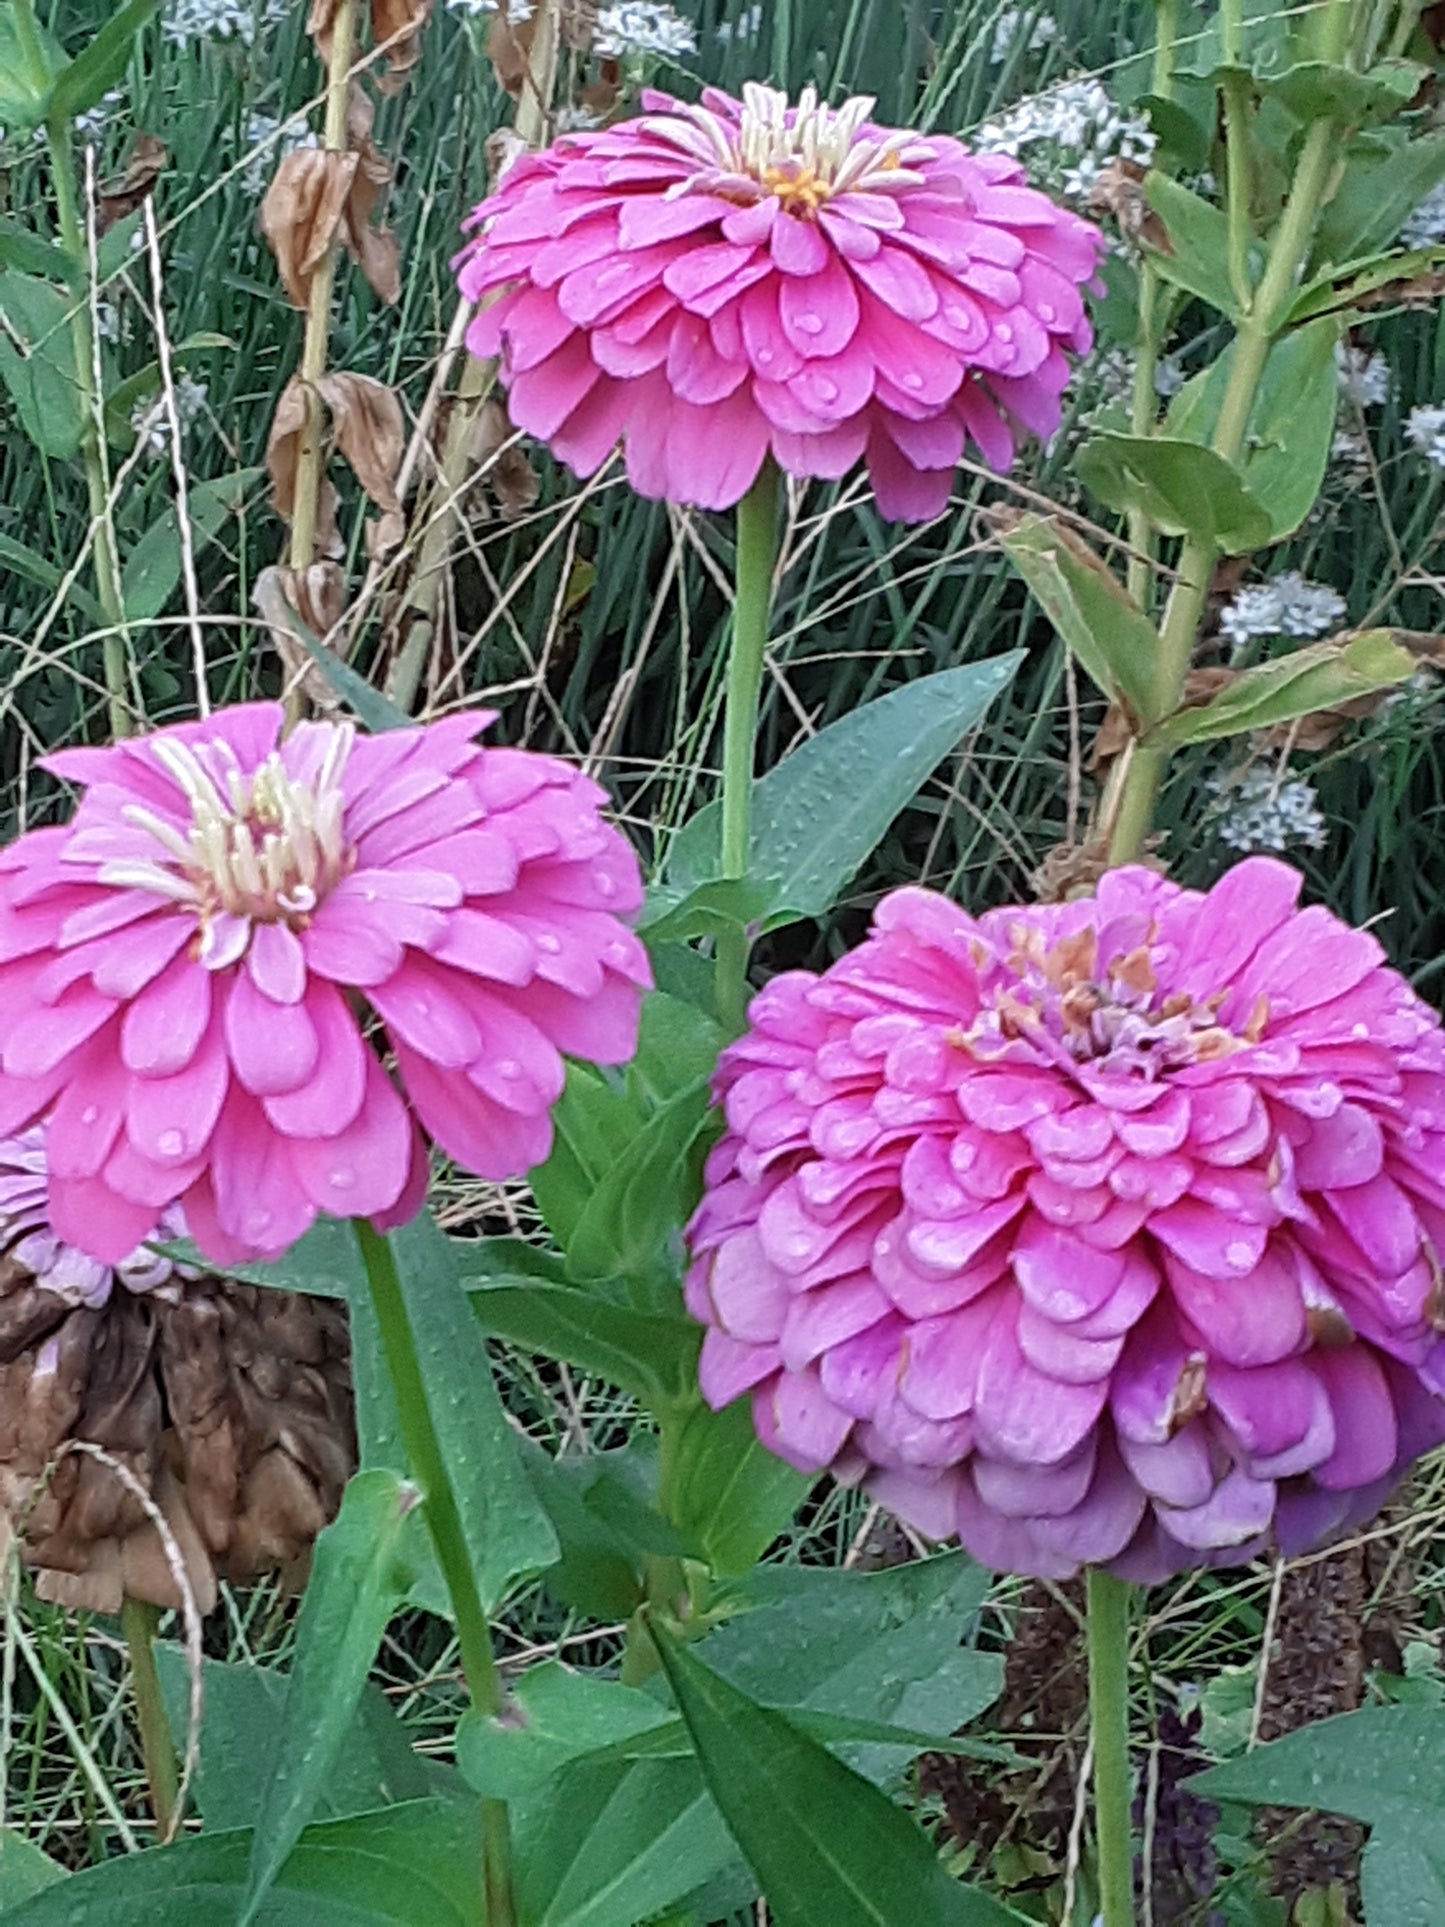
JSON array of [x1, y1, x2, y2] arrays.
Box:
[[455, 83, 1103, 520], [685, 860, 1445, 1582], [0, 703, 649, 1267]]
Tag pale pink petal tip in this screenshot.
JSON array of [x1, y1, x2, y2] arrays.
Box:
[[685, 856, 1445, 1581], [1, 702, 649, 1264], [455, 84, 1105, 521]]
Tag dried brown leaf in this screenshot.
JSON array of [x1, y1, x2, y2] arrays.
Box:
[[559, 0, 597, 52], [98, 133, 167, 234], [254, 563, 348, 710], [265, 378, 341, 555], [1089, 668, 1238, 772], [1088, 158, 1168, 252], [337, 102, 401, 305], [487, 10, 534, 94], [307, 0, 342, 61], [261, 148, 357, 310], [372, 0, 434, 94], [366, 507, 406, 558], [315, 371, 405, 512]]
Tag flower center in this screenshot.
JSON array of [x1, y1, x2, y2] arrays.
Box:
[[957, 924, 1269, 1079], [106, 724, 357, 962], [662, 82, 922, 219]]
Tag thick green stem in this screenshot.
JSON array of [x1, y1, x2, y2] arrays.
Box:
[[1087, 1568, 1135, 1927], [1124, 0, 1179, 613], [716, 460, 780, 1033], [1220, 0, 1254, 312], [122, 1597, 179, 1840], [44, 112, 131, 738], [352, 1221, 518, 1927]]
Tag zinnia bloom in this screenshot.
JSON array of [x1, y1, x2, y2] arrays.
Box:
[[456, 83, 1103, 520], [0, 1123, 354, 1615], [0, 703, 649, 1266], [685, 859, 1445, 1581]]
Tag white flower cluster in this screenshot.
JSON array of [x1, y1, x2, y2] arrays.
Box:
[[74, 89, 124, 143], [990, 8, 1062, 64], [238, 111, 317, 194], [130, 375, 208, 457], [1335, 343, 1390, 409], [1212, 765, 1329, 856], [163, 0, 287, 45], [594, 1, 697, 57], [445, 0, 533, 18], [715, 3, 762, 43], [975, 77, 1155, 200], [1219, 571, 1346, 648], [1406, 404, 1445, 469], [1402, 181, 1445, 250]]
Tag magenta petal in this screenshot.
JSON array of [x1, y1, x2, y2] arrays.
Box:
[[896, 1291, 1002, 1420], [973, 1298, 1109, 1465], [223, 968, 320, 1097], [1012, 1217, 1125, 1321], [1159, 1465, 1276, 1550], [757, 1367, 852, 1471], [1165, 1248, 1306, 1367], [262, 982, 369, 1138], [125, 1009, 230, 1165], [48, 1174, 159, 1267], [1312, 1346, 1398, 1488], [291, 1056, 415, 1218], [247, 922, 307, 1005], [700, 1329, 780, 1407]]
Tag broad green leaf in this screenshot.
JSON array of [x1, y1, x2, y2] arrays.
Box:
[[0, 8, 66, 133], [1076, 433, 1273, 552], [153, 1648, 439, 1833], [4, 1800, 484, 1925], [1139, 80, 1214, 173], [651, 1622, 1025, 1927], [47, 0, 158, 122], [457, 1664, 674, 1799], [520, 1442, 651, 1620], [0, 1831, 65, 1908], [564, 1074, 713, 1295], [1147, 631, 1415, 747], [467, 1279, 700, 1403], [1261, 57, 1427, 129], [995, 509, 1163, 722], [0, 274, 84, 459], [664, 1395, 811, 1577], [122, 468, 260, 623], [1142, 175, 1247, 316], [530, 1062, 642, 1250], [1165, 318, 1340, 539], [1313, 129, 1445, 268], [1290, 244, 1445, 326], [640, 876, 780, 943], [365, 1215, 560, 1608], [626, 988, 726, 1106], [0, 221, 79, 285], [0, 529, 102, 621], [610, 1706, 1018, 1770], [664, 656, 1023, 920], [238, 1471, 425, 1923], [515, 1754, 739, 1927]]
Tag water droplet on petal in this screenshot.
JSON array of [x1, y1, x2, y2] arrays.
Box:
[[81, 1106, 99, 1127], [902, 371, 924, 391], [1225, 1241, 1255, 1272], [995, 322, 1013, 344], [797, 312, 824, 335], [757, 346, 774, 365], [1038, 301, 1056, 323], [498, 1059, 521, 1080], [538, 933, 562, 954], [158, 1129, 185, 1160], [814, 376, 839, 403], [329, 1165, 355, 1190], [595, 870, 617, 898]]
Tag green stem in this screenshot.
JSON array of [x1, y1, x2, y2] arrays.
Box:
[[44, 112, 131, 739], [122, 1597, 179, 1840], [1086, 1568, 1135, 1927], [351, 1221, 518, 1927], [1124, 0, 1179, 613], [1220, 0, 1254, 312], [715, 459, 780, 1033]]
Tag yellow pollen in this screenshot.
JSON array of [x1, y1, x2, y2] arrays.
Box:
[[763, 164, 831, 216]]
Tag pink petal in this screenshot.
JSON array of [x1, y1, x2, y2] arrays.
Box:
[[120, 953, 212, 1076]]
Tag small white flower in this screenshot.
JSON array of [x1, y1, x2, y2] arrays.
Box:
[[1219, 571, 1346, 647], [593, 1, 696, 58], [715, 3, 762, 43], [95, 298, 128, 345], [990, 8, 1062, 64], [131, 375, 208, 457], [163, 0, 286, 44], [237, 111, 317, 194], [1212, 765, 1329, 856], [74, 89, 124, 143], [1402, 181, 1445, 250], [554, 104, 604, 134], [1330, 426, 1370, 474], [1406, 404, 1445, 469], [1335, 342, 1390, 409], [445, 0, 533, 17], [975, 78, 1154, 203], [1154, 354, 1185, 398]]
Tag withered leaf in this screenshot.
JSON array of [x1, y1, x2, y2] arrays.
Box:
[[261, 148, 357, 311], [306, 0, 342, 62], [98, 133, 168, 234], [469, 395, 539, 520], [1088, 158, 1169, 253], [337, 91, 401, 304], [255, 562, 348, 709], [487, 10, 535, 96], [372, 0, 434, 94], [1090, 669, 1237, 772], [265, 377, 341, 556], [315, 370, 405, 512]]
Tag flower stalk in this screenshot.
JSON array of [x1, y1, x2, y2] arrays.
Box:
[[716, 459, 780, 1034], [1086, 1568, 1135, 1927], [121, 1597, 180, 1840], [353, 1220, 518, 1927]]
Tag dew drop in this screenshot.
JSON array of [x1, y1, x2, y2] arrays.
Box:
[[538, 933, 562, 954], [1224, 1241, 1256, 1272], [414, 997, 430, 1017], [995, 322, 1013, 343], [757, 346, 774, 365], [81, 1105, 99, 1127], [1352, 1022, 1370, 1039], [902, 371, 924, 390], [813, 376, 839, 403], [595, 870, 617, 898], [1037, 301, 1056, 323], [498, 1059, 521, 1080], [158, 1129, 185, 1160], [797, 312, 825, 335], [330, 1165, 356, 1191]]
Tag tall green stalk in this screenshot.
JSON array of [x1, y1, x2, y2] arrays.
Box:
[[1086, 1569, 1135, 1927], [352, 1222, 517, 1927], [121, 1597, 179, 1840], [716, 459, 780, 1033]]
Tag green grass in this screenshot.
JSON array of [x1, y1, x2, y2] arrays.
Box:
[[4, 0, 1445, 1915]]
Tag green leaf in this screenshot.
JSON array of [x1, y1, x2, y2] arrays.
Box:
[[0, 221, 79, 285], [238, 1470, 424, 1924], [1147, 630, 1415, 747], [467, 1279, 700, 1403], [1313, 129, 1445, 268], [1139, 81, 1214, 173], [1190, 1706, 1445, 1927], [153, 1648, 439, 1833], [1142, 175, 1247, 316], [0, 9, 66, 134], [0, 1831, 65, 1908], [0, 273, 85, 459], [640, 876, 780, 943], [365, 1215, 560, 1608], [4, 1801, 484, 1925], [1261, 57, 1427, 129], [651, 1622, 1025, 1927], [995, 509, 1163, 721], [1290, 244, 1445, 325], [664, 1396, 811, 1578], [664, 656, 1023, 921], [564, 1074, 713, 1295], [519, 1442, 650, 1620], [457, 1664, 675, 1800], [1076, 433, 1274, 552], [0, 528, 102, 621], [46, 0, 160, 123], [530, 1063, 641, 1251], [1165, 317, 1340, 539], [255, 577, 410, 733], [122, 468, 260, 623]]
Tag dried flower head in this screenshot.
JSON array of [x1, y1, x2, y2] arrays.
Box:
[[685, 860, 1445, 1582], [456, 82, 1103, 520]]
